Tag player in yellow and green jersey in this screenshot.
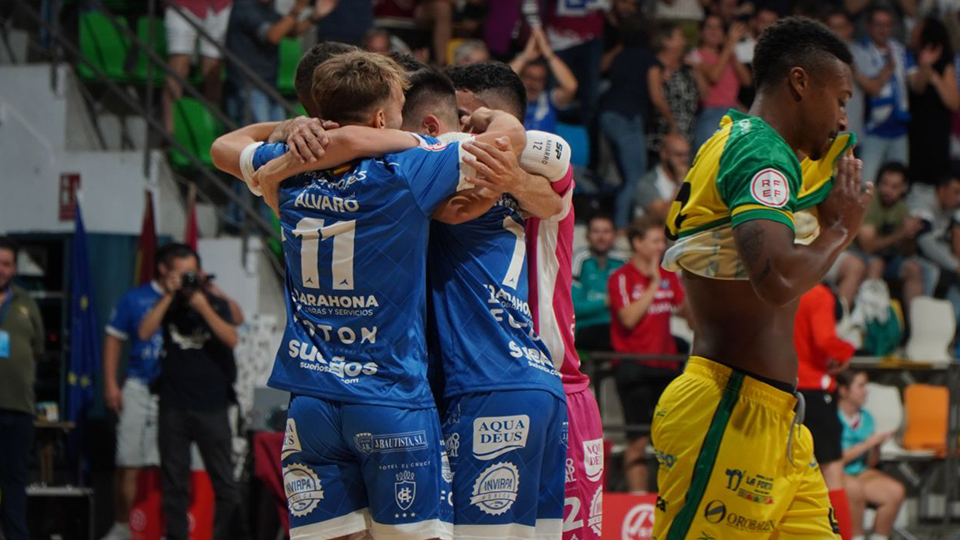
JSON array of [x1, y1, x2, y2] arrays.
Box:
[[650, 17, 873, 540]]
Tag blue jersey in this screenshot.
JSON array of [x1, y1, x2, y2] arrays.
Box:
[[105, 282, 164, 382], [428, 196, 563, 401], [254, 135, 464, 408]]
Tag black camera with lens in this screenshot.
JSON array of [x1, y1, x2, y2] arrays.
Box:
[[180, 272, 203, 295]]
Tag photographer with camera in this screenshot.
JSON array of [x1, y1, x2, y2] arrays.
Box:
[[138, 243, 242, 540]]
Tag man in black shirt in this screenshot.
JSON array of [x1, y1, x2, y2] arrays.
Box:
[[138, 243, 241, 540]]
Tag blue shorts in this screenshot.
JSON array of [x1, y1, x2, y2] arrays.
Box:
[[281, 395, 453, 540], [441, 389, 567, 540]]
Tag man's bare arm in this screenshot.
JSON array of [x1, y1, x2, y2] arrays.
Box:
[[733, 156, 872, 307], [211, 122, 285, 178]]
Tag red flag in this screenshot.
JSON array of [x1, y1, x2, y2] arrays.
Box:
[[184, 183, 198, 250], [133, 190, 157, 285]]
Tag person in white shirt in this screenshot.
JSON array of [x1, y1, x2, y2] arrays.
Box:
[[631, 133, 691, 220]]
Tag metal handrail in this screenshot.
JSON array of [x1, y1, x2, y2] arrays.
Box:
[[162, 0, 299, 115], [13, 0, 278, 239]]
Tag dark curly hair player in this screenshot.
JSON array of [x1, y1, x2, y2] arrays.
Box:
[[651, 17, 873, 540]]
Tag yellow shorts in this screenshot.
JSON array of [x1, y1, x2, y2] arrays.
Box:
[[651, 357, 840, 540]]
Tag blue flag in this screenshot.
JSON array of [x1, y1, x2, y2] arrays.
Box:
[[67, 201, 100, 426]]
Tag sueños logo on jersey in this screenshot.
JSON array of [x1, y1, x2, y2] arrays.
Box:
[[287, 339, 379, 382], [283, 463, 324, 517], [354, 431, 429, 454], [473, 415, 530, 461]]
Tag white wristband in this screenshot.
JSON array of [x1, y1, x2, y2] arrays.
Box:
[[518, 131, 571, 182], [239, 141, 265, 197]]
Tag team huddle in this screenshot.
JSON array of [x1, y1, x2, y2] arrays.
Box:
[[212, 44, 603, 540], [211, 14, 874, 540]]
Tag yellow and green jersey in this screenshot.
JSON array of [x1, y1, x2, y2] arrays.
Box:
[[663, 109, 855, 280]]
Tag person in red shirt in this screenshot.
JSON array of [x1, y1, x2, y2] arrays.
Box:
[[608, 216, 688, 493], [794, 283, 856, 539]]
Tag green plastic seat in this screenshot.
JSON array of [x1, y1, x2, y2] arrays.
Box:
[[77, 11, 131, 82], [168, 97, 223, 170], [132, 16, 166, 87], [277, 38, 302, 96]]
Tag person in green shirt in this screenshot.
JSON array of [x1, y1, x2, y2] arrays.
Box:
[[572, 213, 625, 351], [856, 161, 926, 314], [0, 236, 44, 540]]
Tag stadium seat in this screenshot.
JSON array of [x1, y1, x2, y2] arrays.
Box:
[[77, 11, 131, 82], [277, 38, 302, 96], [863, 382, 935, 460], [132, 17, 166, 87], [901, 384, 948, 456], [168, 98, 223, 170], [905, 296, 955, 364], [555, 122, 590, 168]]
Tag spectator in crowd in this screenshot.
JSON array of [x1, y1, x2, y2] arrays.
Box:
[[224, 0, 329, 124], [541, 0, 607, 125], [608, 216, 688, 493], [794, 283, 857, 540], [453, 39, 489, 65], [633, 133, 691, 221], [857, 162, 925, 313], [162, 0, 234, 133], [372, 0, 453, 65], [99, 274, 166, 540], [912, 173, 960, 317], [604, 0, 641, 47], [837, 369, 906, 540], [647, 22, 701, 154], [909, 17, 959, 185], [363, 28, 394, 55], [138, 244, 241, 540], [315, 0, 371, 46], [510, 28, 578, 133], [824, 8, 866, 138], [733, 3, 777, 107], [573, 213, 625, 352], [855, 6, 917, 188], [0, 237, 43, 540], [712, 0, 752, 26], [599, 14, 657, 228], [691, 14, 752, 151], [651, 0, 707, 47]]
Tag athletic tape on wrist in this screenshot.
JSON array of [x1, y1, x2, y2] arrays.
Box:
[[239, 141, 265, 196]]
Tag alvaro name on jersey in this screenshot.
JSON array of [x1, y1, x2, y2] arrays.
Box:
[[428, 192, 564, 401], [252, 135, 467, 409]]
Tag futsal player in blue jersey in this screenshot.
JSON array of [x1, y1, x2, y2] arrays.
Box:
[[213, 51, 530, 540]]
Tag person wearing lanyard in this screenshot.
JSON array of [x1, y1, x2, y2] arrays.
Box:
[[0, 236, 45, 540]]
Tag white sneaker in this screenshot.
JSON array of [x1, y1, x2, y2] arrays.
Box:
[[99, 522, 131, 540]]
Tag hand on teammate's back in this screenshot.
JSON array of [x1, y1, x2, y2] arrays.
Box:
[[817, 154, 873, 247], [269, 116, 337, 163], [461, 138, 522, 194]]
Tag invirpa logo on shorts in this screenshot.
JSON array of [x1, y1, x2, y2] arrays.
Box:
[[281, 418, 302, 460], [583, 439, 604, 482], [470, 462, 520, 515], [283, 463, 323, 517], [473, 415, 530, 461], [588, 486, 602, 535]]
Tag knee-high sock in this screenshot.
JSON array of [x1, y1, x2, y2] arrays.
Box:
[[829, 488, 853, 540]]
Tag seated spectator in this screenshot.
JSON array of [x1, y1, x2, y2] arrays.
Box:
[[795, 283, 857, 539], [608, 216, 688, 493], [510, 28, 578, 133], [911, 173, 960, 317], [632, 133, 691, 221], [837, 369, 906, 540], [573, 213, 625, 352], [690, 14, 752, 151], [162, 0, 233, 133], [453, 39, 489, 66], [599, 14, 658, 229], [854, 6, 917, 189], [647, 22, 700, 155], [857, 162, 925, 313], [225, 0, 325, 124]]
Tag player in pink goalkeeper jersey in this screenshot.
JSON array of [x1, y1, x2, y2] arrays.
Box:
[[448, 62, 605, 540]]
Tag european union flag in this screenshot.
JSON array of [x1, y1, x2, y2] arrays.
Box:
[[67, 201, 100, 427]]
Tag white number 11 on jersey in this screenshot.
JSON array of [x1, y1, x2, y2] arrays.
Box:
[[294, 217, 356, 290]]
